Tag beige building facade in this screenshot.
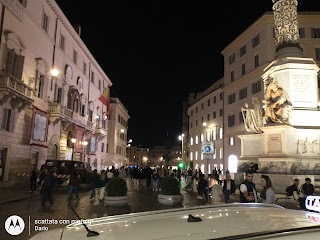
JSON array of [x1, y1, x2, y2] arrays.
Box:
[[187, 11, 320, 175], [106, 97, 130, 168], [0, 0, 113, 186]]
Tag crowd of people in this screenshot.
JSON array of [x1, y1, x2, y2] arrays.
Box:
[[29, 163, 316, 210]]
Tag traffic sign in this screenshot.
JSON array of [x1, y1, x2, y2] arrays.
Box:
[[202, 141, 214, 155]]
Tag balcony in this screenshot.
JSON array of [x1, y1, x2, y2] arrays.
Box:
[[0, 74, 34, 111], [94, 126, 107, 141], [49, 102, 93, 131]]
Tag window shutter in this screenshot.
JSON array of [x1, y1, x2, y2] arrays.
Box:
[[14, 55, 24, 80], [1, 108, 7, 129], [6, 49, 15, 75]]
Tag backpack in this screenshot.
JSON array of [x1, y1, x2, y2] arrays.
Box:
[[286, 186, 293, 196]]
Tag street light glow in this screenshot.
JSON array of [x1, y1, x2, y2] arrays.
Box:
[[71, 138, 76, 143]]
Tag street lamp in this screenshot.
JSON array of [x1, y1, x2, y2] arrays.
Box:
[[82, 140, 88, 162], [71, 137, 76, 161], [178, 134, 185, 166]]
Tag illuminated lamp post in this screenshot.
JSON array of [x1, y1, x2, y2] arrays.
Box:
[[178, 134, 185, 167]]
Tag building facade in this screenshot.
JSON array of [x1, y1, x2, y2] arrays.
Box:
[[0, 0, 113, 186], [106, 97, 130, 168], [186, 11, 320, 175]]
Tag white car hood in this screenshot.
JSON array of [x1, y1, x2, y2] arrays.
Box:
[[30, 204, 320, 240]]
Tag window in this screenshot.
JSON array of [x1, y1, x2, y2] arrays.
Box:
[[252, 34, 260, 48], [190, 122, 193, 128], [315, 48, 320, 61], [252, 80, 262, 94], [42, 12, 49, 32], [91, 71, 95, 83], [59, 34, 65, 51], [240, 45, 246, 57], [55, 86, 62, 103], [207, 113, 210, 121], [231, 71, 234, 82], [228, 93, 236, 104], [213, 96, 216, 104], [98, 79, 101, 90], [195, 120, 198, 126], [83, 62, 87, 75], [213, 111, 216, 119], [101, 143, 105, 152], [299, 28, 305, 38], [207, 99, 210, 106], [36, 74, 45, 98], [1, 108, 14, 132], [191, 110, 193, 116], [228, 115, 235, 127], [229, 53, 235, 64], [311, 28, 320, 38], [196, 107, 198, 113], [220, 92, 223, 101], [6, 49, 24, 80], [73, 49, 78, 64], [219, 128, 223, 139], [229, 137, 234, 146], [239, 87, 247, 100], [201, 103, 204, 110], [190, 137, 193, 146], [254, 55, 259, 68], [220, 109, 223, 117], [241, 63, 246, 76]]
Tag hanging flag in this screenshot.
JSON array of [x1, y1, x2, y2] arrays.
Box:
[[98, 86, 110, 110]]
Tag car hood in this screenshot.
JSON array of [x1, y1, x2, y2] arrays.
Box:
[[30, 203, 320, 240]]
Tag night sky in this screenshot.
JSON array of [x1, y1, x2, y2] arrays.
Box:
[[55, 0, 320, 147]]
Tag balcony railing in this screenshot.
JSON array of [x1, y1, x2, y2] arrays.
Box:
[[49, 102, 93, 130], [0, 75, 33, 98]]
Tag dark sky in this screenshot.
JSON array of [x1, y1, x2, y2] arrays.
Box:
[[55, 0, 319, 147]]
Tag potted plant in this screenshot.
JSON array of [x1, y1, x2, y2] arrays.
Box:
[[158, 176, 183, 205], [104, 177, 129, 207]]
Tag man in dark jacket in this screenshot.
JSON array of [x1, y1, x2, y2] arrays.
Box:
[[40, 169, 56, 207], [222, 173, 236, 203], [239, 171, 258, 203], [67, 170, 80, 205]]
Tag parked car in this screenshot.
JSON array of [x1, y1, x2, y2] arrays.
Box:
[[29, 203, 320, 239], [44, 159, 93, 186]]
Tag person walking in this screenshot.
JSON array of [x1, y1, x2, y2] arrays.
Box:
[[222, 173, 236, 203], [29, 164, 38, 193], [259, 175, 275, 204], [208, 175, 223, 205], [151, 168, 160, 191], [132, 165, 141, 190], [40, 169, 56, 207], [89, 169, 99, 201], [239, 170, 258, 203], [67, 170, 80, 205]]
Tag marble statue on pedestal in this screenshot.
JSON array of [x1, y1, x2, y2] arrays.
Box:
[[263, 77, 292, 124]]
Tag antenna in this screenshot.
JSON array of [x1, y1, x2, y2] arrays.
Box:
[[70, 206, 99, 237]]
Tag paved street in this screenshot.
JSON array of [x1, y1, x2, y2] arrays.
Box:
[[0, 179, 300, 240]]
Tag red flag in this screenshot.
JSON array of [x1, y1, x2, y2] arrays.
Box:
[[98, 87, 110, 110]]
